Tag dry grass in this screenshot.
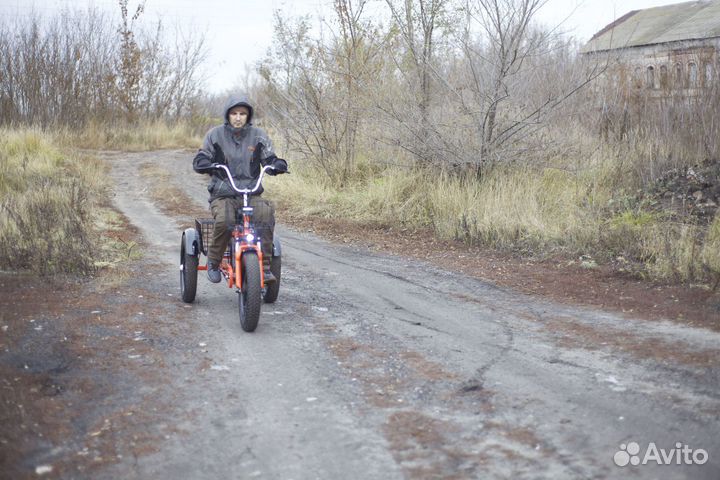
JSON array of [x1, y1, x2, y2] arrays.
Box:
[[272, 155, 608, 254], [273, 142, 720, 286], [0, 120, 204, 275], [92, 207, 142, 268], [0, 127, 143, 275], [0, 128, 102, 273], [641, 216, 720, 284], [60, 119, 204, 151]]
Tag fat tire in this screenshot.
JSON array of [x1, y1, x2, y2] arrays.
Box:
[[239, 251, 262, 332], [180, 237, 198, 303], [263, 255, 281, 304]]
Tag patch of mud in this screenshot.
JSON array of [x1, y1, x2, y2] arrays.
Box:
[[383, 411, 485, 479], [543, 316, 719, 368], [326, 336, 457, 409], [314, 317, 554, 478], [381, 412, 556, 479]]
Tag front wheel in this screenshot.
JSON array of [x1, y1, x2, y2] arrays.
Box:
[[239, 251, 262, 332], [180, 236, 198, 303]]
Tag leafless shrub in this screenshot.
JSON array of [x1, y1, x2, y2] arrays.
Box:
[[260, 1, 389, 186], [0, 2, 207, 128], [381, 0, 452, 165], [261, 0, 602, 179], [259, 0, 719, 285]]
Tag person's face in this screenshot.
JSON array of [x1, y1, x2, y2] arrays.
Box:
[[228, 106, 249, 128]]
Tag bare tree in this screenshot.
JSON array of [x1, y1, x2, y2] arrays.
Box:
[[447, 0, 604, 175], [116, 0, 146, 122], [137, 23, 207, 120], [260, 14, 333, 175], [385, 0, 450, 163], [261, 3, 387, 185], [462, 0, 549, 164], [257, 0, 606, 179], [0, 3, 207, 127]]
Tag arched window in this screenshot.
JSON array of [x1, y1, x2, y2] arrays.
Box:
[[659, 65, 668, 88], [646, 66, 655, 89], [688, 62, 698, 88], [634, 66, 643, 88], [674, 63, 683, 88]]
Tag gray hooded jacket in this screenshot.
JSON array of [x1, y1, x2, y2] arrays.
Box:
[[193, 95, 277, 200]]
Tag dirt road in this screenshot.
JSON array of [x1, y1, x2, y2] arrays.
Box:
[[2, 150, 718, 479]]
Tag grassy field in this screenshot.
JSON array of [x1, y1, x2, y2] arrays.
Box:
[[0, 123, 200, 275], [2, 122, 717, 287], [271, 148, 720, 287], [61, 119, 204, 151], [0, 128, 103, 273]]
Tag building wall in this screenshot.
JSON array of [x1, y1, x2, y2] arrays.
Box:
[[586, 38, 720, 98]]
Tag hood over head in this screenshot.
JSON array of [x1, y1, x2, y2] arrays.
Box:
[[223, 94, 254, 126]]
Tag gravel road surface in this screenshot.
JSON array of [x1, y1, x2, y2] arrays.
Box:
[[4, 150, 717, 479]]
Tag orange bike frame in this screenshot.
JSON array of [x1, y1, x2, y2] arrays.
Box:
[[223, 212, 264, 289]]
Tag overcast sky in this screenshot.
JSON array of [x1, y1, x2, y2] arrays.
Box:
[[0, 0, 687, 92]]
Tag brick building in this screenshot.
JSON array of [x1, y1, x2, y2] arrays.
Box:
[[581, 0, 720, 95]]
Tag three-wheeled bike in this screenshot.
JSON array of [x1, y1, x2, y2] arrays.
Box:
[[179, 164, 282, 332]]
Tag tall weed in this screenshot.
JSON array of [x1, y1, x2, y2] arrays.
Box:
[[641, 214, 720, 283], [0, 128, 106, 273]]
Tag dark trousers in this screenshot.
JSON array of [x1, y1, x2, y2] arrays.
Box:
[[208, 196, 275, 266]]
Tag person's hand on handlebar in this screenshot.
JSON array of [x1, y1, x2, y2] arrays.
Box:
[[267, 157, 289, 176], [194, 162, 222, 174]]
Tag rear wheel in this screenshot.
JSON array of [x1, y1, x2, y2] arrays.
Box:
[[263, 255, 281, 304], [239, 251, 262, 332], [180, 235, 198, 303]]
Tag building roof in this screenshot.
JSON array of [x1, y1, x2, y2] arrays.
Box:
[[581, 0, 720, 54]]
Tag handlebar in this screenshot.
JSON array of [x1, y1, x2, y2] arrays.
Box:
[[212, 164, 274, 195]]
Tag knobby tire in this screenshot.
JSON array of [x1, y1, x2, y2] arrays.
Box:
[[180, 237, 198, 303], [239, 251, 262, 332]]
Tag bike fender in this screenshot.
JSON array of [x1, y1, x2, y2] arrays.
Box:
[[273, 237, 282, 258], [183, 228, 200, 257]]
